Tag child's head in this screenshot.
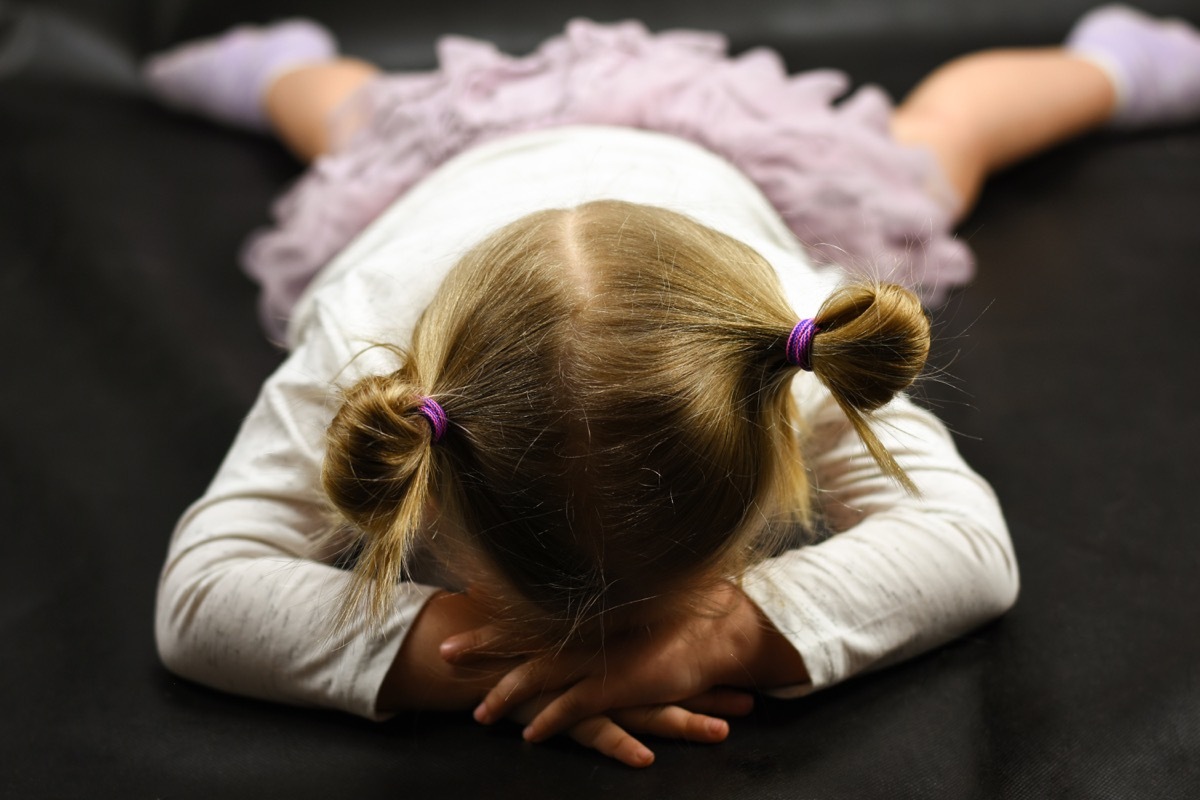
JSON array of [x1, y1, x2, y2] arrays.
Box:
[[322, 200, 929, 638]]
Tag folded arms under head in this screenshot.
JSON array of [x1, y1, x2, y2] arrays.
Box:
[[321, 200, 931, 643]]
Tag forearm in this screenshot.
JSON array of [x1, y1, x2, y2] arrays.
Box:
[[744, 504, 1016, 688], [743, 394, 1018, 690], [376, 591, 509, 713], [715, 584, 811, 691], [700, 585, 811, 690], [157, 539, 439, 718]]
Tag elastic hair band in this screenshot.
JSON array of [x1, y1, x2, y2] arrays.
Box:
[[786, 319, 819, 371], [416, 397, 448, 443]]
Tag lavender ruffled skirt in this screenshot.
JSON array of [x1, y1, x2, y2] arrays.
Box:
[[244, 19, 973, 341]]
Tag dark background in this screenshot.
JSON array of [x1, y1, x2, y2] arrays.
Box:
[[2, 0, 1198, 797]]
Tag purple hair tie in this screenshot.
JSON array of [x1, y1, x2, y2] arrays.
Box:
[[416, 397, 448, 443], [786, 319, 819, 371]]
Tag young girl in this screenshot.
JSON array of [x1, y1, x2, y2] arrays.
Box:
[[148, 6, 1200, 768]]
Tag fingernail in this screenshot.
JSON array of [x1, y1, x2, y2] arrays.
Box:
[[473, 703, 491, 724], [635, 746, 655, 766], [522, 725, 536, 742], [707, 719, 727, 737], [439, 641, 462, 661]]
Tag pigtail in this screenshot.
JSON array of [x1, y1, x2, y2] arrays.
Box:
[[808, 283, 931, 494], [322, 366, 441, 631]]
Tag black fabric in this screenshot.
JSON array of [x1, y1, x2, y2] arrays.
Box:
[[3, 0, 1199, 796]]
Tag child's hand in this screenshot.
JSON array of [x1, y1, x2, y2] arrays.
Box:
[[441, 582, 808, 745], [509, 691, 741, 768], [381, 590, 739, 767]]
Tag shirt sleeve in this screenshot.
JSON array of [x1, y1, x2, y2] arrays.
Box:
[[741, 384, 1019, 696], [154, 303, 440, 720]]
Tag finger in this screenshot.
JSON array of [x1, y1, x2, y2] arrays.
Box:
[[522, 681, 612, 742], [439, 625, 506, 664], [611, 705, 730, 743], [566, 716, 655, 769], [473, 660, 541, 724], [505, 692, 553, 728], [475, 658, 584, 725], [475, 649, 594, 724], [677, 688, 756, 718]]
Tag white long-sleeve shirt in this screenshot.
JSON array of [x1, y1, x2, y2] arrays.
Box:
[[156, 126, 1018, 718]]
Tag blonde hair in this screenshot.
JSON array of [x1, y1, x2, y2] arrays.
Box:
[[322, 200, 930, 637]]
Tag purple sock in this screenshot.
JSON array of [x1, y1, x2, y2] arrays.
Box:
[[143, 19, 337, 132], [1066, 4, 1200, 129]]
